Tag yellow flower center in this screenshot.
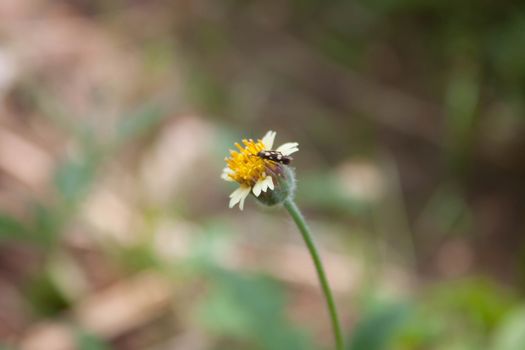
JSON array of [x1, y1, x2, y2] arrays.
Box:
[[225, 139, 274, 186]]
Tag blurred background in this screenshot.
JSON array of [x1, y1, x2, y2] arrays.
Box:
[[1, 1, 525, 349]]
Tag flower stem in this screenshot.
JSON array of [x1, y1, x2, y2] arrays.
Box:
[[283, 199, 344, 350]]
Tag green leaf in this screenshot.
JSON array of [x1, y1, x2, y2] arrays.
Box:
[[426, 279, 514, 332], [0, 214, 30, 241], [197, 282, 252, 337], [491, 307, 525, 350], [25, 272, 69, 317], [75, 331, 111, 350], [198, 268, 314, 350], [115, 104, 166, 144], [0, 209, 63, 245], [54, 157, 96, 203], [348, 302, 411, 350]]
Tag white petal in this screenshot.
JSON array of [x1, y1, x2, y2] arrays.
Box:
[[252, 178, 265, 197], [261, 130, 276, 150], [238, 188, 251, 210], [253, 175, 274, 197], [229, 185, 248, 199], [276, 142, 299, 156], [265, 176, 274, 191], [229, 185, 251, 209], [221, 167, 234, 182], [260, 176, 269, 192]]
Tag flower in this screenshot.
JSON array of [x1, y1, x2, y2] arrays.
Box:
[[222, 130, 299, 209]]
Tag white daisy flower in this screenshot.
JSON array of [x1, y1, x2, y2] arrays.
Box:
[[222, 130, 299, 209]]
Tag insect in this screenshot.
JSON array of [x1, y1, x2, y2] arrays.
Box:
[[257, 150, 293, 165]]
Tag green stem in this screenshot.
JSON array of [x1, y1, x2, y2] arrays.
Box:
[[283, 199, 344, 350]]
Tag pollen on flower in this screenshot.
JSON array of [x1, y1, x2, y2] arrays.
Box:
[[225, 139, 277, 186]]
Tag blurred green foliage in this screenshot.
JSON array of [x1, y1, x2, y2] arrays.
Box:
[[349, 302, 411, 350], [0, 214, 31, 242], [492, 307, 525, 350], [75, 331, 111, 350], [198, 269, 313, 350], [187, 223, 314, 349], [347, 279, 522, 350]]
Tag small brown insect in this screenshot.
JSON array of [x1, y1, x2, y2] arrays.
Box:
[[257, 150, 293, 165]]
